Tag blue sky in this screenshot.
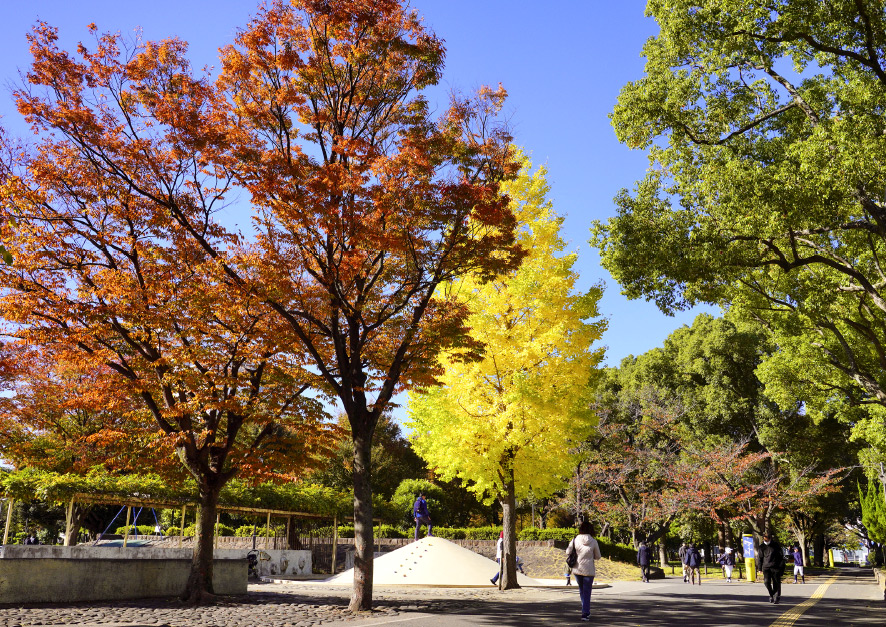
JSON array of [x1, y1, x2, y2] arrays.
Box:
[[0, 0, 716, 371]]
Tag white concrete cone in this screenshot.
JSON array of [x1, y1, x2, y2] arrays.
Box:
[[325, 536, 543, 587]]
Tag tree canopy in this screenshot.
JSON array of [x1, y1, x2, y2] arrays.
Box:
[[0, 0, 522, 609], [592, 0, 886, 494], [578, 313, 850, 562], [408, 156, 606, 588]]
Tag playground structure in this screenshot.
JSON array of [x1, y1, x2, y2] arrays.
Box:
[[0, 485, 340, 604]]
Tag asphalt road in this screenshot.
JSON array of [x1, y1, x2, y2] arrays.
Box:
[[331, 568, 884, 627]]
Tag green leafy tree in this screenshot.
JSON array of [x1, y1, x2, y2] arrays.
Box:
[[308, 414, 425, 501], [860, 480, 886, 544], [581, 314, 848, 557], [408, 157, 606, 589], [592, 0, 886, 477]]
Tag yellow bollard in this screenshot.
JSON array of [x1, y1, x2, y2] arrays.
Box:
[[745, 557, 757, 582], [742, 534, 757, 582], [828, 549, 835, 568]]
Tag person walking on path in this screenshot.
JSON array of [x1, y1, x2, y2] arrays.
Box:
[[758, 532, 786, 604], [567, 521, 602, 622], [490, 531, 504, 585], [687, 543, 703, 585], [679, 542, 690, 582], [413, 492, 432, 541], [791, 546, 805, 584], [717, 547, 735, 582], [637, 541, 652, 582]]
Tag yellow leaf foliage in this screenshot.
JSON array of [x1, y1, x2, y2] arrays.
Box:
[[408, 154, 607, 504]]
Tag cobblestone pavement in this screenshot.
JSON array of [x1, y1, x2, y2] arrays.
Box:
[[0, 582, 524, 627]]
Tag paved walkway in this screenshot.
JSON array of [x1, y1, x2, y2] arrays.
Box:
[[0, 568, 881, 626]]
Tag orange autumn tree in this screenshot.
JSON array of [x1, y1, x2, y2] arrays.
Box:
[[0, 1, 523, 610], [0, 28, 335, 601], [208, 2, 523, 609], [0, 345, 162, 475], [0, 345, 178, 544]]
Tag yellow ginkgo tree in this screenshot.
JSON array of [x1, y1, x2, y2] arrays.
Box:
[[407, 156, 607, 589]]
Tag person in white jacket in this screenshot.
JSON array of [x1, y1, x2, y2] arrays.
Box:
[[566, 521, 602, 621]]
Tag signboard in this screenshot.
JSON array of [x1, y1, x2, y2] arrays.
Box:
[[742, 534, 755, 559]]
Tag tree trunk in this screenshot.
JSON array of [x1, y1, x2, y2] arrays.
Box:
[[349, 432, 374, 611], [813, 533, 825, 567], [64, 504, 90, 546], [499, 469, 519, 590], [573, 462, 582, 525], [183, 486, 221, 604], [793, 530, 809, 567], [658, 534, 668, 569], [717, 521, 727, 551], [287, 517, 302, 550]]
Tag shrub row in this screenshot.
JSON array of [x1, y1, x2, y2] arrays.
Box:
[[114, 525, 161, 536], [149, 521, 636, 562], [161, 523, 291, 538], [517, 527, 637, 562], [300, 523, 635, 560]]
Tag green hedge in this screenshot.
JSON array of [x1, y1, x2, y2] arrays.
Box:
[[164, 523, 275, 537], [518, 527, 574, 542], [174, 523, 236, 537], [598, 538, 637, 563], [310, 524, 410, 539], [517, 527, 636, 562], [234, 525, 283, 537], [114, 525, 160, 536], [431, 527, 466, 539]]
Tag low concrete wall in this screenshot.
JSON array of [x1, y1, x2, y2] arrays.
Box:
[[0, 557, 246, 604], [217, 548, 311, 577], [3, 545, 204, 560], [1, 545, 312, 576]]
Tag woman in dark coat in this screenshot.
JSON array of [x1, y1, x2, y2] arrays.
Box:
[[687, 543, 703, 585], [637, 541, 652, 582]]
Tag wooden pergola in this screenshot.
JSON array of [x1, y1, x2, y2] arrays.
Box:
[[2, 492, 346, 573]]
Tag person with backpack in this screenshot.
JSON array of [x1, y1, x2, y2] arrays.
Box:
[[759, 532, 786, 604], [678, 541, 690, 582], [687, 543, 702, 585], [413, 492, 432, 541], [566, 521, 602, 622], [637, 540, 652, 582], [717, 546, 735, 582]]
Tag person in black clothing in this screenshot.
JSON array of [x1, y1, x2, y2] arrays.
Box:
[[758, 533, 785, 604], [637, 541, 652, 582], [678, 542, 689, 582], [687, 543, 703, 585], [413, 492, 433, 540]]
